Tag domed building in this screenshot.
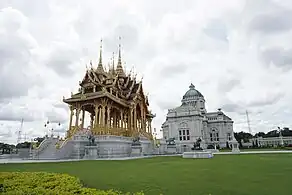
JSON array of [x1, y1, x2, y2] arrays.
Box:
[[161, 83, 234, 150]]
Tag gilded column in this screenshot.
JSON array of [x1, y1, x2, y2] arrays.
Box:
[[75, 108, 80, 127], [140, 106, 144, 131], [94, 105, 98, 127], [90, 114, 94, 132], [120, 111, 124, 128], [149, 119, 152, 134], [98, 108, 102, 126], [107, 107, 111, 128], [68, 106, 73, 130], [113, 111, 117, 128], [127, 109, 132, 130], [133, 107, 137, 130], [102, 106, 106, 127], [130, 109, 134, 129], [81, 108, 85, 129]]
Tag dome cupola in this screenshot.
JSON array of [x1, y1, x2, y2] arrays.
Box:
[[181, 83, 205, 109]]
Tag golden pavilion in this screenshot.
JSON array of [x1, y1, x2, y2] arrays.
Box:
[[63, 39, 155, 140]]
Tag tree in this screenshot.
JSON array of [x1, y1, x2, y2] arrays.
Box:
[[234, 132, 252, 143]]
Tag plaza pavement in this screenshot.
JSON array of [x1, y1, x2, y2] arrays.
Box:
[[0, 150, 291, 164]]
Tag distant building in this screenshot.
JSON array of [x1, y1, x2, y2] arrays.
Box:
[[252, 137, 292, 147], [161, 84, 234, 150]]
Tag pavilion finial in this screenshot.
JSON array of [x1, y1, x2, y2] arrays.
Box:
[[90, 60, 93, 69], [118, 36, 122, 65], [116, 36, 125, 77], [111, 52, 116, 75], [97, 39, 104, 72]]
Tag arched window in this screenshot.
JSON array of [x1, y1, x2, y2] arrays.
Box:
[[178, 122, 190, 141], [210, 128, 219, 142]]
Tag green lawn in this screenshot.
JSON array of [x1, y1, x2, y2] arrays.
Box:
[[1, 155, 292, 195]]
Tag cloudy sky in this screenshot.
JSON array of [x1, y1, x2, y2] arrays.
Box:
[[1, 0, 292, 144]]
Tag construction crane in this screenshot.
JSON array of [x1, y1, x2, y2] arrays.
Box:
[[245, 110, 252, 135], [16, 118, 24, 144]]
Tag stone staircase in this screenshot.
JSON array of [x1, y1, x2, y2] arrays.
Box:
[[33, 137, 59, 159]]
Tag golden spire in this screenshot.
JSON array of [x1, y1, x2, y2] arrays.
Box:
[[90, 60, 93, 69], [111, 52, 116, 75], [116, 36, 125, 77], [118, 36, 122, 66], [97, 39, 104, 72]]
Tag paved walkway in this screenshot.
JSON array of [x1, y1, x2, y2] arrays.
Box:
[[0, 151, 291, 164], [0, 155, 181, 164], [214, 150, 292, 155]]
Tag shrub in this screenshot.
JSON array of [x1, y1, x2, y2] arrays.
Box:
[[0, 172, 144, 195]]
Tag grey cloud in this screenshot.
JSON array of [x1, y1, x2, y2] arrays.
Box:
[[221, 103, 243, 113], [159, 63, 188, 78], [53, 127, 67, 133], [217, 79, 241, 93], [203, 19, 228, 42], [45, 44, 82, 76], [156, 100, 177, 111], [261, 47, 292, 70], [45, 109, 67, 124], [53, 103, 69, 111], [0, 130, 12, 138], [0, 7, 42, 101], [0, 107, 36, 122], [248, 93, 284, 107], [103, 24, 139, 53], [249, 10, 292, 34], [0, 1, 51, 18]]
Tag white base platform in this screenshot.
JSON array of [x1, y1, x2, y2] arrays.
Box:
[[182, 151, 214, 159], [205, 149, 219, 153], [232, 148, 240, 154]]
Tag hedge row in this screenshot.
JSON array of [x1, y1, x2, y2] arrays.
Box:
[[0, 172, 144, 195]]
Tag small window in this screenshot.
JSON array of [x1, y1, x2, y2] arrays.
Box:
[[187, 136, 190, 140]]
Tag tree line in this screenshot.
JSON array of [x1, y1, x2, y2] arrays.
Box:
[[0, 137, 45, 154]]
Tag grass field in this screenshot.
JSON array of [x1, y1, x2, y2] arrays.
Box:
[[1, 154, 292, 195]]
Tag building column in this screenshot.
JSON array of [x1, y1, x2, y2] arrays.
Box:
[[94, 106, 98, 127], [97, 108, 102, 126], [133, 107, 137, 130], [81, 108, 85, 129], [69, 107, 73, 130], [114, 111, 117, 128], [75, 108, 80, 127], [90, 113, 94, 128], [128, 109, 132, 129], [149, 120, 152, 135], [120, 111, 124, 128], [140, 106, 145, 131], [102, 106, 106, 126], [107, 107, 111, 128]]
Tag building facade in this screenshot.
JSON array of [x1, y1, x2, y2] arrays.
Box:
[[161, 84, 234, 149]]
